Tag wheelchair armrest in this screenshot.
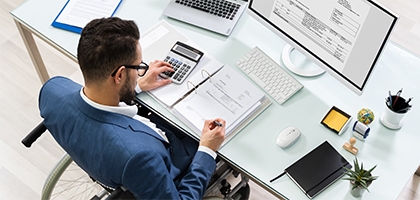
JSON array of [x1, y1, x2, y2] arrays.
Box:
[[22, 121, 47, 148]]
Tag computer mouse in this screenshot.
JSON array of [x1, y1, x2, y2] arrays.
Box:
[[276, 126, 301, 148]]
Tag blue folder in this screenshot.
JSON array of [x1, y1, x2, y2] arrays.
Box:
[[51, 0, 123, 34]]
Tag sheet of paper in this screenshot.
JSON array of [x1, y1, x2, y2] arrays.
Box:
[[55, 0, 121, 28], [141, 20, 189, 63], [148, 55, 224, 107], [140, 25, 170, 50], [173, 65, 265, 135]]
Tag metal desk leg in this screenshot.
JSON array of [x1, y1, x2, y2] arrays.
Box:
[[14, 18, 50, 84]]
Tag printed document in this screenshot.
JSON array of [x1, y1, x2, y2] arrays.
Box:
[[55, 0, 122, 29], [173, 65, 265, 136]]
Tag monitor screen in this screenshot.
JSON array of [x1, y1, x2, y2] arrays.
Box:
[[248, 0, 398, 95]]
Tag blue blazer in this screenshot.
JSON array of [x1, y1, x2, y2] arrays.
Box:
[[39, 76, 216, 199]]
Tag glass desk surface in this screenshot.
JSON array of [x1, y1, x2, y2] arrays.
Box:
[[12, 0, 420, 199]]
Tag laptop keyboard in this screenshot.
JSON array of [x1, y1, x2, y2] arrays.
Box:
[[175, 0, 241, 20]]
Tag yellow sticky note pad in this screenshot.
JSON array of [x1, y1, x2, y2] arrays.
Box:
[[321, 106, 352, 135]]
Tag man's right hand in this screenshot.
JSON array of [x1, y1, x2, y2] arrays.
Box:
[[200, 119, 226, 152], [137, 60, 174, 91]]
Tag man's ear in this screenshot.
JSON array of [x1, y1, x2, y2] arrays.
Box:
[[113, 66, 126, 84]]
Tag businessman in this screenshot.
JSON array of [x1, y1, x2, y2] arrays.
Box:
[[39, 17, 226, 199]]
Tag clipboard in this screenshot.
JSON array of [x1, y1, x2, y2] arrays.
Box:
[[52, 0, 123, 34]]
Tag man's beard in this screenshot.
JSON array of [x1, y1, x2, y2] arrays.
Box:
[[119, 73, 136, 105]]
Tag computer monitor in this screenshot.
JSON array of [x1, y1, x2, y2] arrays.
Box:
[[247, 0, 398, 95]]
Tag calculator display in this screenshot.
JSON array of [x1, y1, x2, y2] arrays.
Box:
[[172, 44, 201, 61]]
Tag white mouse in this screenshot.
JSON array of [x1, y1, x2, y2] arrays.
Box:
[[276, 126, 301, 148]]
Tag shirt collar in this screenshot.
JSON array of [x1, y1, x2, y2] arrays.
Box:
[[79, 88, 138, 118]]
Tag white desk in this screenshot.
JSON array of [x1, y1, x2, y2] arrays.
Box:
[[12, 0, 420, 199]]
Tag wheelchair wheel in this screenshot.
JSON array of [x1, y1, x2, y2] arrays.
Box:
[[42, 153, 109, 200]]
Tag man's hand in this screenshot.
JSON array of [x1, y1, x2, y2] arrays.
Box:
[[200, 118, 226, 152], [137, 60, 174, 91]]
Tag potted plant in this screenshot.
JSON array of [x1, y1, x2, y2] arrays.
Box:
[[343, 157, 379, 197]]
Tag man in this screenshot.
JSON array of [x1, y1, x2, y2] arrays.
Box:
[[39, 17, 226, 199]]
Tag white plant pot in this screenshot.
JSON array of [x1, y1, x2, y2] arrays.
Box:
[[349, 181, 368, 197]]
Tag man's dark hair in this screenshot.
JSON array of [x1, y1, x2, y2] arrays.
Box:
[[77, 17, 140, 84]]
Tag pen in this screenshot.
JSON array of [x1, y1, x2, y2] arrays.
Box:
[[396, 105, 412, 113], [392, 95, 399, 110], [396, 88, 403, 97], [270, 171, 286, 183], [385, 98, 391, 108], [388, 91, 393, 110], [212, 120, 222, 127], [392, 88, 403, 109]]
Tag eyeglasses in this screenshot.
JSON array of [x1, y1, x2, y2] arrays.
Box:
[[111, 61, 149, 77]]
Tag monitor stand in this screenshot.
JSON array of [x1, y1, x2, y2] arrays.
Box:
[[281, 44, 325, 77]]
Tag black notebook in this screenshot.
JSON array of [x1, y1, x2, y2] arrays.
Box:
[[285, 141, 351, 199]]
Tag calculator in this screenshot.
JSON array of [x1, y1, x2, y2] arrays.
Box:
[[160, 41, 204, 84]]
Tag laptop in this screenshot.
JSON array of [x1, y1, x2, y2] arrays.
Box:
[[162, 0, 248, 36]]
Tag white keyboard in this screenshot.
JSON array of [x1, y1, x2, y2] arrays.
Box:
[[236, 47, 303, 104]]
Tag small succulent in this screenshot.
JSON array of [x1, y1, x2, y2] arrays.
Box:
[[343, 157, 379, 192]]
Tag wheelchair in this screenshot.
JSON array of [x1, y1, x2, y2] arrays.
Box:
[[22, 98, 250, 200]]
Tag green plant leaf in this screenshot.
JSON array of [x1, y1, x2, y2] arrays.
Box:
[[343, 157, 379, 193]]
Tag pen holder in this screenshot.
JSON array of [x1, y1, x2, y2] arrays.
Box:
[[380, 96, 407, 129]]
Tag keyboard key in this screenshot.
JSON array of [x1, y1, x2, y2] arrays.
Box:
[[176, 0, 240, 19]]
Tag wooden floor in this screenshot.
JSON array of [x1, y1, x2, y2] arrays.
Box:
[[1, 0, 419, 199]]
